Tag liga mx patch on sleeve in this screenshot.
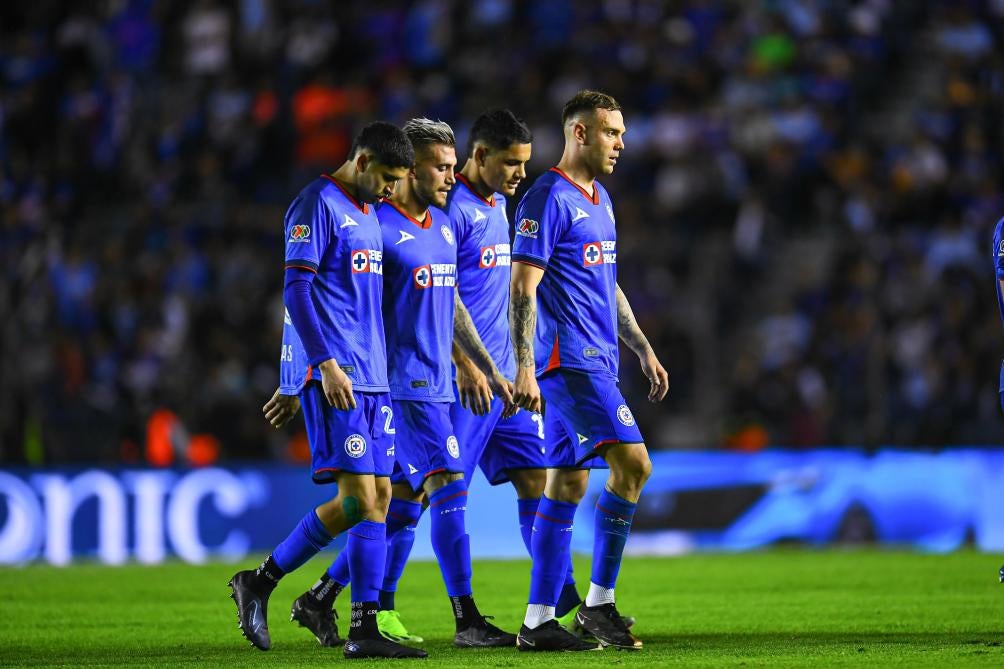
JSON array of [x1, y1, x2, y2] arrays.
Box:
[[516, 218, 539, 238], [288, 224, 310, 242]]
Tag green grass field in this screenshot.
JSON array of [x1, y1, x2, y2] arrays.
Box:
[[1, 550, 1002, 668]]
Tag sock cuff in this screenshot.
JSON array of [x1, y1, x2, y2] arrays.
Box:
[[517, 497, 541, 516], [387, 497, 423, 524], [536, 495, 577, 523], [429, 479, 468, 507], [596, 488, 637, 519], [349, 519, 387, 541], [305, 509, 334, 546]]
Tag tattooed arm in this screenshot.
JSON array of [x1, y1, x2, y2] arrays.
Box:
[[510, 261, 546, 412], [454, 291, 514, 413], [615, 283, 669, 402]]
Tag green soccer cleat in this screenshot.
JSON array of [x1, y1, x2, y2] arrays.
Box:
[[377, 609, 424, 643], [558, 606, 636, 638]]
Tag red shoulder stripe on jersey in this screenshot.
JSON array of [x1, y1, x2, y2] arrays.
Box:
[[454, 173, 496, 207], [384, 200, 433, 229], [543, 335, 561, 373], [549, 167, 599, 205], [321, 174, 369, 214]]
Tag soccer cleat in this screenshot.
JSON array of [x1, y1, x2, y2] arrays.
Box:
[[228, 570, 272, 651], [378, 609, 424, 643], [574, 603, 642, 650], [290, 593, 342, 647], [453, 616, 517, 648], [517, 620, 602, 652], [559, 606, 636, 636], [344, 637, 429, 659]]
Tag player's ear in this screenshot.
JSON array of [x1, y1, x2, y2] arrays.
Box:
[[475, 145, 487, 167], [574, 121, 589, 145], [355, 151, 370, 173]]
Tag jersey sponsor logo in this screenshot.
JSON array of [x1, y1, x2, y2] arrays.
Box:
[[446, 435, 460, 459], [473, 209, 487, 222], [616, 404, 635, 427], [480, 243, 511, 268], [396, 230, 415, 245], [479, 246, 497, 268], [582, 240, 617, 266], [516, 218, 539, 238], [344, 434, 367, 458], [289, 224, 311, 242], [573, 207, 590, 221], [351, 249, 383, 274], [341, 214, 359, 228], [441, 225, 455, 246], [413, 263, 457, 289]]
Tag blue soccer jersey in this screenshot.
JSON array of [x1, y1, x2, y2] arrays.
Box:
[[283, 175, 388, 392], [378, 201, 458, 401], [279, 307, 310, 395], [993, 215, 1004, 396], [447, 174, 516, 380], [512, 167, 620, 379]]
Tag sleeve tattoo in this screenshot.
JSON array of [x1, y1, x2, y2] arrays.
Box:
[[453, 292, 497, 375], [510, 290, 536, 369], [615, 284, 653, 356]]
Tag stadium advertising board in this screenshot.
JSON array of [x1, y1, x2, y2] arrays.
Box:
[[2, 449, 1003, 565]]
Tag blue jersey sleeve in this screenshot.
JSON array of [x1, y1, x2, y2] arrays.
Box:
[[284, 190, 332, 272], [995, 218, 1004, 278], [513, 186, 565, 269]]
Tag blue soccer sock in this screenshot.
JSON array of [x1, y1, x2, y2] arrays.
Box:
[[272, 509, 333, 574], [528, 496, 577, 607], [428, 479, 472, 597], [380, 498, 423, 609], [517, 497, 540, 556], [590, 487, 637, 592], [346, 519, 387, 605]]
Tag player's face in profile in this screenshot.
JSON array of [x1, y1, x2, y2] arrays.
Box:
[[413, 143, 457, 209], [358, 154, 410, 203], [584, 109, 625, 176], [482, 143, 531, 196]]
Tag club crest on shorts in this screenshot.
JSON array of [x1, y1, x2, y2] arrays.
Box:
[[446, 435, 460, 459], [441, 224, 454, 246], [616, 404, 635, 427], [344, 434, 367, 458]]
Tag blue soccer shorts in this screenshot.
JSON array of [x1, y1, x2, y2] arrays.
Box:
[[451, 393, 549, 486], [389, 400, 463, 492], [538, 368, 645, 468], [300, 382, 396, 483]]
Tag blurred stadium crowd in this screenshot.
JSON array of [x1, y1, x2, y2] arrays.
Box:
[[2, 0, 1004, 464]]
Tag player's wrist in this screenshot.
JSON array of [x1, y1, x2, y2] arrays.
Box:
[[317, 358, 340, 374]]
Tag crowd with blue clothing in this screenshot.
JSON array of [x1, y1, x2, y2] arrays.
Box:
[[4, 1, 1004, 463]]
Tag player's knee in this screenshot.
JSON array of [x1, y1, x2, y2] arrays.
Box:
[[424, 471, 464, 494], [374, 477, 392, 514], [546, 469, 588, 503], [510, 468, 546, 499]]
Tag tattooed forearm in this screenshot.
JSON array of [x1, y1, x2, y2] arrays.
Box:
[[510, 289, 536, 369], [616, 284, 653, 357], [454, 292, 497, 375]]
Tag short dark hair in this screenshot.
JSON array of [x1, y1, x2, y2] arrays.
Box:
[[561, 90, 621, 126], [467, 109, 532, 156], [351, 121, 414, 168]]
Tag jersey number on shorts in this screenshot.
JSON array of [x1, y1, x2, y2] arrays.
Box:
[[381, 405, 396, 435], [531, 413, 545, 440]]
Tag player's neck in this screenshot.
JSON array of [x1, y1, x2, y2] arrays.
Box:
[[459, 161, 495, 202], [329, 163, 364, 203], [388, 181, 430, 223], [555, 156, 597, 195]]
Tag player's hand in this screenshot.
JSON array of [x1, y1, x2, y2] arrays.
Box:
[[512, 367, 543, 414], [488, 372, 519, 419], [456, 360, 493, 416], [639, 351, 669, 402], [318, 359, 357, 410], [262, 387, 301, 428]]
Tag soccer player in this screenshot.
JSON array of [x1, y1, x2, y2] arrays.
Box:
[[228, 122, 427, 659], [288, 118, 518, 649], [509, 91, 669, 651], [994, 215, 1004, 411]]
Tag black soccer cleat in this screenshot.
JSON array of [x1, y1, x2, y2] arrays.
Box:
[[574, 603, 642, 650], [453, 616, 517, 648], [290, 593, 343, 647], [228, 570, 271, 651], [517, 620, 602, 652], [344, 637, 429, 659]]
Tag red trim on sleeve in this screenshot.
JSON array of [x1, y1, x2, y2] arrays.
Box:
[[285, 264, 318, 273], [304, 365, 313, 383], [549, 167, 599, 205], [592, 438, 623, 450], [454, 173, 496, 207], [384, 200, 433, 229], [512, 258, 547, 270], [321, 174, 369, 214]]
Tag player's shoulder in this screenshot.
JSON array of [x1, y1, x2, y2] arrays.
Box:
[[519, 170, 565, 211]]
